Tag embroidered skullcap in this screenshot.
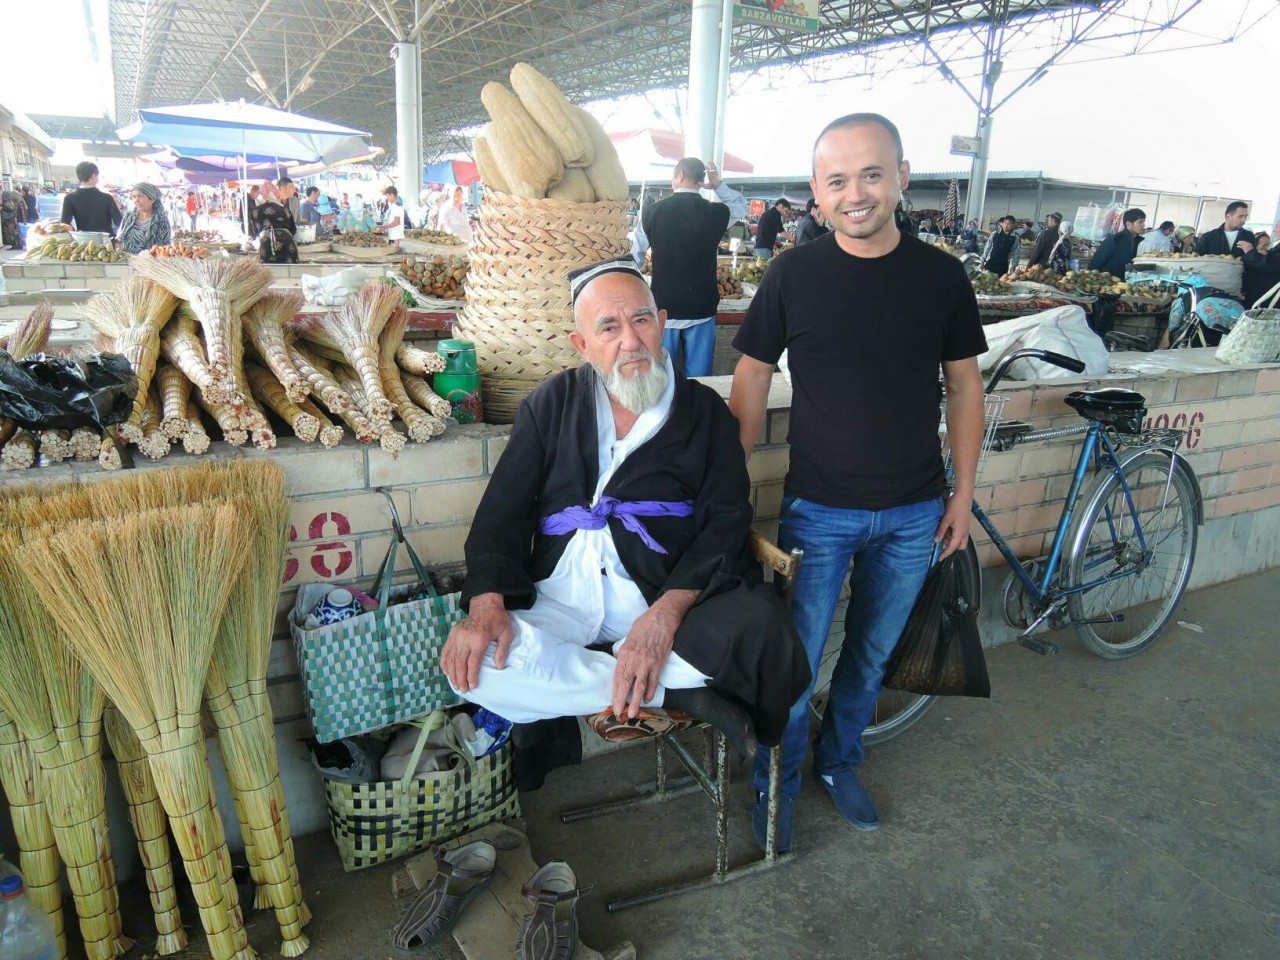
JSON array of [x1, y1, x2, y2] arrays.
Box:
[[567, 257, 647, 304]]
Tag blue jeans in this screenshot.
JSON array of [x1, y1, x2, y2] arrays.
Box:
[[753, 247, 773, 261], [751, 495, 944, 799], [662, 320, 716, 378]]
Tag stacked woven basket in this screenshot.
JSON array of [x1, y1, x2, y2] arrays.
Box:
[[452, 63, 632, 422]]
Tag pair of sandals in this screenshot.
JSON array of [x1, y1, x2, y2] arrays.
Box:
[[390, 840, 590, 960]]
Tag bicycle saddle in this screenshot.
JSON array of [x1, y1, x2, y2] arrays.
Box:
[[1065, 388, 1147, 434]]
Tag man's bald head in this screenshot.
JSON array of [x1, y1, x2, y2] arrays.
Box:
[[572, 270, 657, 334]]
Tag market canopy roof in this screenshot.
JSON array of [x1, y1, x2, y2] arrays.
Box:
[[117, 101, 373, 165], [610, 130, 754, 177], [105, 0, 1109, 160]]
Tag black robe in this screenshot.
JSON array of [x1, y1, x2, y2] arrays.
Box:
[[462, 363, 810, 747]]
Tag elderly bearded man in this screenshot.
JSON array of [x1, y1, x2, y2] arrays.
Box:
[[440, 259, 809, 760]]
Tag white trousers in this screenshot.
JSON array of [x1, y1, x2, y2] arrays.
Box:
[[453, 596, 710, 723]]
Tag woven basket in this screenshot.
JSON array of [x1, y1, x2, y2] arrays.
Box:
[[452, 191, 630, 422]]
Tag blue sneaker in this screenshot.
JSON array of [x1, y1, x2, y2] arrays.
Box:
[[818, 767, 880, 831], [751, 791, 794, 854]]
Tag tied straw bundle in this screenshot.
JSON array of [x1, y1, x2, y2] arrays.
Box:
[[333, 366, 406, 455], [81, 276, 178, 444], [0, 708, 67, 960], [296, 282, 399, 425], [243, 292, 309, 404], [103, 708, 187, 956], [19, 503, 257, 960], [0, 303, 54, 472], [162, 305, 241, 408], [0, 526, 128, 960], [379, 309, 446, 442], [132, 254, 272, 409]]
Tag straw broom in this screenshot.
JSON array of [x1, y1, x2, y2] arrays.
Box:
[[81, 277, 177, 444], [70, 425, 100, 461], [97, 436, 121, 471], [0, 528, 128, 960], [1, 429, 37, 470], [293, 396, 343, 448], [284, 340, 354, 414], [103, 707, 187, 956], [132, 253, 271, 400], [182, 400, 212, 454], [395, 341, 447, 376], [156, 362, 193, 440], [0, 710, 68, 960], [38, 429, 74, 462], [379, 310, 445, 442], [161, 306, 238, 407], [138, 388, 172, 460], [0, 304, 54, 459], [243, 292, 309, 403], [400, 372, 454, 419], [295, 283, 398, 424], [192, 386, 249, 447], [247, 362, 320, 442], [19, 503, 255, 960], [334, 366, 406, 455]]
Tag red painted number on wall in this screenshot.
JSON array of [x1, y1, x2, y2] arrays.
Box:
[[1143, 410, 1204, 450], [282, 524, 299, 584], [308, 512, 353, 580]]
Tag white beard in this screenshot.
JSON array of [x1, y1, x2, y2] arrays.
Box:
[[598, 348, 670, 414]]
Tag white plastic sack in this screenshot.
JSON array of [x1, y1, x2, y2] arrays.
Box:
[[977, 305, 1109, 380], [301, 266, 385, 306]]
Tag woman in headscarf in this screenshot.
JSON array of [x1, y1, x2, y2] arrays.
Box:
[[1049, 220, 1074, 275], [1173, 226, 1197, 254], [117, 182, 172, 254], [251, 180, 299, 263]]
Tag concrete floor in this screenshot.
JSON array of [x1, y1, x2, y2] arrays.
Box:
[[114, 567, 1278, 960]]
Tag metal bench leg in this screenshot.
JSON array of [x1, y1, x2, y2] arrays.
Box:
[[561, 738, 701, 824]]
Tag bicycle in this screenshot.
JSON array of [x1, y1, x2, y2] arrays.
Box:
[[810, 347, 1202, 742]]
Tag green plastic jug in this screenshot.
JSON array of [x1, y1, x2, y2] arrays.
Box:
[[434, 339, 483, 424]]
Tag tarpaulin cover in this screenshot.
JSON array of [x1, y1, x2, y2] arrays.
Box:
[[0, 351, 138, 430]]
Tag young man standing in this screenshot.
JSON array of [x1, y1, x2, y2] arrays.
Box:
[[1090, 208, 1147, 278], [755, 198, 792, 259], [1195, 201, 1255, 257], [980, 215, 1020, 275], [60, 162, 122, 235], [632, 157, 748, 377], [729, 113, 987, 851]]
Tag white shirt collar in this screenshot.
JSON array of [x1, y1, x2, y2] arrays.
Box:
[[592, 353, 677, 499]]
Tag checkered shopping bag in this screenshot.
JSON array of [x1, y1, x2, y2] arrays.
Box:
[[290, 529, 465, 742]]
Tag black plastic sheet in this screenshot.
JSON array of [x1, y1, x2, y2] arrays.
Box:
[[0, 351, 138, 431]]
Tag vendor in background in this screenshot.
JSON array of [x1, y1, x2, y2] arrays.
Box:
[[1137, 220, 1176, 255], [439, 185, 473, 243], [117, 182, 172, 254], [61, 161, 122, 235], [185, 191, 199, 231], [795, 198, 829, 245], [1090, 208, 1146, 278], [1239, 227, 1280, 307], [1173, 225, 1196, 254], [980, 215, 1020, 275], [252, 181, 299, 264], [1027, 212, 1063, 267], [753, 197, 792, 260], [276, 177, 300, 223], [917, 215, 941, 239], [1049, 220, 1074, 275], [298, 186, 322, 227], [959, 218, 981, 254], [378, 186, 406, 241], [1195, 201, 1254, 257]]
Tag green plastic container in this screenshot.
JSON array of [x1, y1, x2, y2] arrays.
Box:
[[434, 339, 483, 424]]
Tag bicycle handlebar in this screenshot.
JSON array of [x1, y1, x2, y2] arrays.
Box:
[[985, 349, 1086, 394]]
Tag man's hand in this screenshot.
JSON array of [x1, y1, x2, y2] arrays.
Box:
[[440, 593, 512, 694], [611, 589, 698, 719], [1236, 240, 1254, 255], [704, 160, 721, 190], [934, 494, 972, 561]]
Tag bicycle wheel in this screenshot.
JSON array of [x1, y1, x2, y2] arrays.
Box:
[[808, 537, 981, 745], [1066, 451, 1198, 658]]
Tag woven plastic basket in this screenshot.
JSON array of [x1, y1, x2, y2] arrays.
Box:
[[452, 191, 630, 422]]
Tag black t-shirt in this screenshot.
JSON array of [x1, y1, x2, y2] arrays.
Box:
[[60, 187, 122, 234], [733, 231, 988, 510], [757, 207, 784, 249]]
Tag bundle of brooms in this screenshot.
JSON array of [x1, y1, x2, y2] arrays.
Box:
[[3, 460, 312, 957], [0, 303, 55, 472]]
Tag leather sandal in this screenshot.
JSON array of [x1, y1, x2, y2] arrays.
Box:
[[516, 861, 592, 960], [389, 840, 497, 956]]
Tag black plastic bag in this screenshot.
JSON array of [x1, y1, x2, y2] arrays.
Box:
[[0, 351, 137, 431], [883, 553, 990, 698]]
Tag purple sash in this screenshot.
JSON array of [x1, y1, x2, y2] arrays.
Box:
[[538, 497, 694, 555]]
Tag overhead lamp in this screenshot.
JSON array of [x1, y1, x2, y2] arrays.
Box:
[[986, 60, 1003, 86], [1029, 67, 1050, 87], [247, 71, 270, 93], [294, 74, 315, 96]]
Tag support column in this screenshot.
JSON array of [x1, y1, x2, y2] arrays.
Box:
[[393, 42, 422, 207], [686, 0, 722, 163], [964, 111, 993, 227], [711, 0, 734, 169]]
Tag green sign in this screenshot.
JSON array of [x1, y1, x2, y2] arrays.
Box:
[[733, 0, 820, 32]]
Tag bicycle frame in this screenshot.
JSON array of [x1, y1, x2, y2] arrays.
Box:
[[969, 422, 1150, 609]]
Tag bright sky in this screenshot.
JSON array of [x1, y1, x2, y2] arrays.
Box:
[[3, 0, 1276, 224]]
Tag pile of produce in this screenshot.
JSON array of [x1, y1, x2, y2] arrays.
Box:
[[734, 259, 770, 285], [1001, 264, 1062, 286], [1060, 270, 1127, 295], [970, 272, 1011, 295], [144, 242, 211, 258], [27, 236, 125, 262], [473, 63, 629, 202], [717, 263, 743, 298], [171, 228, 224, 245], [0, 459, 313, 959], [333, 232, 394, 249], [400, 255, 469, 301], [404, 228, 463, 245]]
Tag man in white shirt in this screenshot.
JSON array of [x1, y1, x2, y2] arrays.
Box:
[[1137, 220, 1176, 255], [439, 185, 473, 243], [378, 186, 406, 241], [441, 259, 808, 758]]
